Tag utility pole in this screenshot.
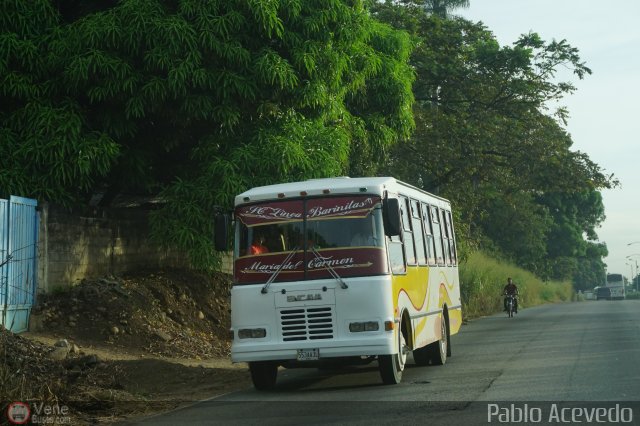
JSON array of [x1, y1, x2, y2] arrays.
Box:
[[626, 254, 640, 294]]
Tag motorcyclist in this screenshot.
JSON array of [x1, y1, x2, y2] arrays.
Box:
[[503, 277, 519, 313]]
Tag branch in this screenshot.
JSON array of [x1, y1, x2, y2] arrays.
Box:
[[0, 255, 13, 268]]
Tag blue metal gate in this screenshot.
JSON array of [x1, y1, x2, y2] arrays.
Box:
[[0, 196, 38, 333]]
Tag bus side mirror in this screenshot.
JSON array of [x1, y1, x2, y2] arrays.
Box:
[[214, 214, 230, 251], [383, 198, 401, 237]]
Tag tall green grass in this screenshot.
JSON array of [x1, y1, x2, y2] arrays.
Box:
[[459, 251, 573, 319]]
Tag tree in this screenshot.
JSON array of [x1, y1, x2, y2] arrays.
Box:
[[537, 189, 606, 279], [372, 7, 616, 282], [479, 192, 552, 274], [573, 242, 607, 291], [424, 0, 470, 18], [380, 0, 470, 19], [2, 0, 415, 269], [0, 0, 119, 203]]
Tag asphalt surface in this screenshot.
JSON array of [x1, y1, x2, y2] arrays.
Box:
[[134, 300, 640, 425]]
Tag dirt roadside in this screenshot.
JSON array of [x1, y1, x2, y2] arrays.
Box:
[[1, 269, 252, 425]]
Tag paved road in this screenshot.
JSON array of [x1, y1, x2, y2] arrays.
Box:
[[135, 300, 640, 425]]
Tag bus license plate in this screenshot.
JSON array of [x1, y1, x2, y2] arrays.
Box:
[[297, 348, 319, 361]]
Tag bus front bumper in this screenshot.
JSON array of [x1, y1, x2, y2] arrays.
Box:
[[231, 334, 395, 363]]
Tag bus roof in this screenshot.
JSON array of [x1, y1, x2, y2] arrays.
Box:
[[234, 177, 450, 206]]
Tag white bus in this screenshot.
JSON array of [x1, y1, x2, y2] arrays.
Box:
[[606, 273, 625, 300], [215, 177, 462, 389]]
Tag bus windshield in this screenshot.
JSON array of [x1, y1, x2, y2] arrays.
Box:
[[234, 195, 387, 284]]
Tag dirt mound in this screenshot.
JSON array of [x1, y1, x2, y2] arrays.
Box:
[[0, 328, 133, 422], [1, 269, 252, 424], [33, 269, 232, 359], [1, 327, 251, 424], [0, 329, 107, 401]]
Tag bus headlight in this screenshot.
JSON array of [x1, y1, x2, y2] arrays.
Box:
[[349, 321, 379, 332], [238, 328, 267, 339]]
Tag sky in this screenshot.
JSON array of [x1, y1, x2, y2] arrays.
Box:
[[459, 1, 640, 285]]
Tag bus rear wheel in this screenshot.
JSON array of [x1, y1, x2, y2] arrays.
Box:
[[249, 361, 278, 390], [426, 315, 448, 365], [379, 329, 407, 384]]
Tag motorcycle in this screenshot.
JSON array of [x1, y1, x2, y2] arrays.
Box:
[[504, 294, 517, 318]]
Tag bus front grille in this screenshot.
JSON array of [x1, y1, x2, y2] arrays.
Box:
[[280, 306, 334, 341]]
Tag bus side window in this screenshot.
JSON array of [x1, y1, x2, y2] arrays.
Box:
[[441, 208, 452, 266], [431, 206, 444, 265], [446, 210, 457, 265], [401, 196, 416, 265], [388, 234, 405, 274], [411, 199, 427, 265], [421, 202, 436, 265]]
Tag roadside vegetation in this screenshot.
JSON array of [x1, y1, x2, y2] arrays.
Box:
[[461, 251, 573, 319], [0, 1, 617, 297]]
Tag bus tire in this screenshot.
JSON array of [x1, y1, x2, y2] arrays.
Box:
[[249, 361, 278, 390], [379, 329, 407, 384], [426, 314, 448, 365]]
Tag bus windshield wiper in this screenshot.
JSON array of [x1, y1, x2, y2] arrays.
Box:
[[310, 246, 348, 290], [261, 246, 298, 294]]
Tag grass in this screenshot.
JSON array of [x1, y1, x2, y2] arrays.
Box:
[[459, 251, 573, 319], [625, 291, 640, 300]]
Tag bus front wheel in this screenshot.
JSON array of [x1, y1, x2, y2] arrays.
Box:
[[379, 329, 407, 385], [249, 361, 278, 390]]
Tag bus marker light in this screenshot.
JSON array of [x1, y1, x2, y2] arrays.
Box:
[[384, 321, 394, 331], [349, 322, 379, 332], [364, 322, 379, 331], [238, 328, 267, 339], [349, 322, 364, 332]]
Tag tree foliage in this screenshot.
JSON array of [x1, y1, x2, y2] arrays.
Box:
[[373, 5, 616, 282], [1, 0, 617, 286], [1, 0, 414, 269], [0, 0, 119, 203], [389, 0, 470, 19]]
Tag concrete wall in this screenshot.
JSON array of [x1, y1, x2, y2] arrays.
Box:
[[37, 203, 188, 293]]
